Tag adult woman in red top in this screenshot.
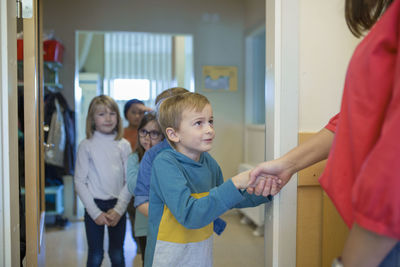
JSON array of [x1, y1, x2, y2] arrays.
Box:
[[248, 0, 400, 266]]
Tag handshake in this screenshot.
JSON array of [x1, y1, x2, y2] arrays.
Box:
[[231, 158, 294, 197]]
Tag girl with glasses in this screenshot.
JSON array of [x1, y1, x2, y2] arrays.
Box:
[[126, 112, 164, 265]]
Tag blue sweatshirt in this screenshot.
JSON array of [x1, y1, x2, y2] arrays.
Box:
[[134, 139, 170, 207], [146, 149, 271, 267]]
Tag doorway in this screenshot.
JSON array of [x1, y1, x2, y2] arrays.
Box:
[[42, 0, 269, 265]]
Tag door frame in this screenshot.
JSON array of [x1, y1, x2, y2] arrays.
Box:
[[0, 0, 21, 265], [264, 0, 299, 266], [23, 0, 46, 265], [1, 0, 300, 266]]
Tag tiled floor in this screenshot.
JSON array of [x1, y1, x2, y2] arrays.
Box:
[[45, 210, 264, 266]]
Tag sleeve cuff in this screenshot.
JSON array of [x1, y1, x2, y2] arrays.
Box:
[[114, 200, 129, 216], [216, 180, 245, 209], [134, 195, 149, 208], [88, 209, 102, 221]]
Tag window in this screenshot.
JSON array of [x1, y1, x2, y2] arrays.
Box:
[[111, 78, 150, 101]]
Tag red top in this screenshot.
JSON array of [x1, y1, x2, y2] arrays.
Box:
[[320, 0, 400, 240], [123, 127, 138, 152]]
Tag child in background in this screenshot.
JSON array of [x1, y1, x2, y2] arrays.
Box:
[[146, 92, 272, 267], [126, 113, 164, 266], [123, 98, 151, 250], [74, 95, 132, 267], [123, 99, 151, 151]]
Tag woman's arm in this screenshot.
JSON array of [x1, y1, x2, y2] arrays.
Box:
[[281, 127, 334, 173], [248, 128, 334, 196], [341, 224, 397, 267]]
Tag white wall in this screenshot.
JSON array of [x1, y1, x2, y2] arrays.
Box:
[[43, 0, 250, 178], [1, 0, 20, 265], [299, 0, 360, 131]]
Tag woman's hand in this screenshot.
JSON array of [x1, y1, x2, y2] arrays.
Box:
[[231, 170, 281, 196], [247, 159, 294, 196]]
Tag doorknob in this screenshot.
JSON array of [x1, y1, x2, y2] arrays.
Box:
[[43, 125, 54, 148], [43, 142, 55, 148]]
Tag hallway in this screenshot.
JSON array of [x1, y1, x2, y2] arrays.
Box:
[[45, 209, 264, 266]]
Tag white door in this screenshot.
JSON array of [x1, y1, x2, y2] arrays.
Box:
[[0, 0, 21, 265], [264, 0, 299, 266]]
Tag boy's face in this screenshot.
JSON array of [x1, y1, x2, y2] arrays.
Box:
[[170, 104, 215, 161], [126, 103, 145, 128]]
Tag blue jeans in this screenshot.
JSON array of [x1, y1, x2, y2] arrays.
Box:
[[84, 198, 126, 267], [380, 242, 400, 267]]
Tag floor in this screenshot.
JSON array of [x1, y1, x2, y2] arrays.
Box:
[[45, 210, 264, 266]]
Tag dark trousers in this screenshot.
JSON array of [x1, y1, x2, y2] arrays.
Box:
[[84, 198, 126, 267], [126, 198, 140, 251], [137, 236, 147, 266], [379, 242, 400, 267]]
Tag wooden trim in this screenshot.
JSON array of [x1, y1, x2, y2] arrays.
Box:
[[24, 0, 46, 265], [322, 192, 349, 267], [296, 132, 348, 267], [38, 0, 46, 226], [296, 186, 323, 266]]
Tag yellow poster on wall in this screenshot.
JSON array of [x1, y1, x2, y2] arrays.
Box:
[[202, 66, 237, 92]]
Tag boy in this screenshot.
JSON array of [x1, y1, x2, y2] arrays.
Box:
[[146, 92, 272, 267], [134, 87, 190, 214]]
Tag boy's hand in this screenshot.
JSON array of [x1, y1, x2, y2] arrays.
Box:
[[106, 209, 122, 227], [231, 170, 252, 189], [247, 175, 281, 196], [247, 159, 291, 196], [232, 170, 281, 196], [95, 212, 111, 226]]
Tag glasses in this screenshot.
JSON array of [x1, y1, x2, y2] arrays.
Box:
[[138, 129, 162, 140]]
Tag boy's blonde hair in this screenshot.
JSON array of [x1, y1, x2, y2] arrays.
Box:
[[155, 87, 189, 105], [157, 92, 210, 144], [86, 95, 123, 140]]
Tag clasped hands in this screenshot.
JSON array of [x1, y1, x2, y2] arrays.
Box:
[[233, 159, 294, 197], [246, 174, 282, 196], [94, 209, 122, 226]]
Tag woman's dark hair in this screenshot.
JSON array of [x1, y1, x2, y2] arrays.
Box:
[[136, 112, 164, 161], [345, 0, 393, 38]]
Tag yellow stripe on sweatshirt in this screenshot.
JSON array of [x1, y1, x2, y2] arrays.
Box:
[[157, 192, 213, 243]]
